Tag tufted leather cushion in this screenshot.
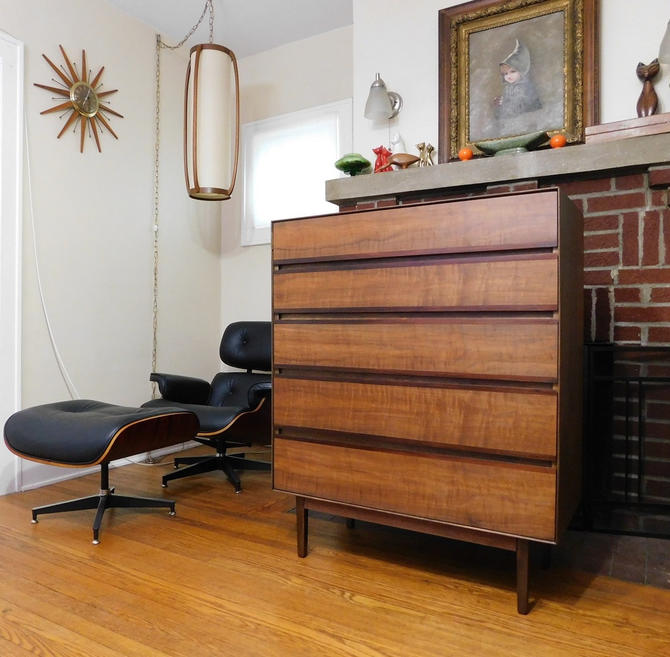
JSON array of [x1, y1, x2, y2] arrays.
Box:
[[4, 400, 197, 466], [219, 321, 271, 372], [143, 399, 243, 433]]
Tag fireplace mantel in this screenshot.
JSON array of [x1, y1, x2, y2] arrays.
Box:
[[325, 132, 670, 207]]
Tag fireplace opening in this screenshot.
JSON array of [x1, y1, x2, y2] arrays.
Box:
[[584, 344, 670, 537]]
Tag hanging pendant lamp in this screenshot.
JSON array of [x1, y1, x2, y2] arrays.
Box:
[[184, 43, 239, 200]]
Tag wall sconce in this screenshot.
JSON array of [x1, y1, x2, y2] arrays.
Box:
[[364, 73, 402, 120], [184, 44, 239, 200]]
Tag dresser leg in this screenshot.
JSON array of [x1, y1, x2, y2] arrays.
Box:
[[296, 496, 308, 557], [516, 538, 530, 614]]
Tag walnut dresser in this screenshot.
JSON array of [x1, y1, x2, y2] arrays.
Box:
[[271, 188, 583, 614]]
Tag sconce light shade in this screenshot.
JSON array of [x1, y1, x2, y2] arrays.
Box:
[[184, 44, 239, 200], [364, 73, 402, 120]]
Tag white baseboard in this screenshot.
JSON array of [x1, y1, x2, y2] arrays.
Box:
[[17, 440, 199, 492]]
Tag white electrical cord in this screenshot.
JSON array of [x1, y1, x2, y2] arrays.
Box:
[[24, 116, 80, 400]]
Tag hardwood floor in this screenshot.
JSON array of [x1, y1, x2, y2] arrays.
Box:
[[0, 450, 669, 657]]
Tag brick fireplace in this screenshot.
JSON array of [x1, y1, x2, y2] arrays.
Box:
[[325, 133, 670, 536]]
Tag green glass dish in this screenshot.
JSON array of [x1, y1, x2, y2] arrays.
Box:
[[474, 131, 548, 156]]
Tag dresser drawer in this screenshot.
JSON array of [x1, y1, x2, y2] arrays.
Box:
[[273, 191, 558, 263], [274, 377, 557, 459], [274, 255, 558, 312], [274, 438, 557, 540], [274, 319, 558, 382]]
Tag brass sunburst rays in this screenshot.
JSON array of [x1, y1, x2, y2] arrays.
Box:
[[34, 45, 123, 153]]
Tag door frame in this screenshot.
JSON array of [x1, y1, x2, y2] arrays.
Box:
[[0, 30, 23, 495]]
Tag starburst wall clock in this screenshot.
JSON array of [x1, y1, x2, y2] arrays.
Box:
[[34, 45, 123, 153]]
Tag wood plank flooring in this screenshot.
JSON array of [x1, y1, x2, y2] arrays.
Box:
[[0, 450, 669, 657]]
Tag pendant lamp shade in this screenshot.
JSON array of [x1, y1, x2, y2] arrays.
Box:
[[184, 44, 239, 200]]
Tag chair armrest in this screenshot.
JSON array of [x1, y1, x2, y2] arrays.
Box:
[[248, 380, 272, 408], [150, 373, 211, 404]]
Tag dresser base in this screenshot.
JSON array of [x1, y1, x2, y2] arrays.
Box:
[[295, 495, 538, 614]]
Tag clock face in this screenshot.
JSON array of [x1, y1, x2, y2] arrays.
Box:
[[70, 81, 99, 117], [34, 45, 123, 153]]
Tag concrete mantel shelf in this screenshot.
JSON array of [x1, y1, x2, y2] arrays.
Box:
[[325, 132, 670, 206]]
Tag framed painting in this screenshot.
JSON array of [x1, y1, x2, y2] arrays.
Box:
[[438, 0, 598, 161]]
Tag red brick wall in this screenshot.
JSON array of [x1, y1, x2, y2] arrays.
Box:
[[561, 167, 670, 346]]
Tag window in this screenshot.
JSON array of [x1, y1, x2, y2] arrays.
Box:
[[241, 99, 352, 246]]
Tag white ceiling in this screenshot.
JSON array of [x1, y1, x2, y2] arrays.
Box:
[[105, 0, 353, 59]]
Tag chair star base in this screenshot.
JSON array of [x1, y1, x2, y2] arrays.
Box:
[[163, 452, 271, 493]]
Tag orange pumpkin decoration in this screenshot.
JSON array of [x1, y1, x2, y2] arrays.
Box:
[[550, 134, 567, 149], [458, 147, 474, 161]]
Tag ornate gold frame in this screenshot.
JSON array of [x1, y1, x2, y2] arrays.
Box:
[[438, 0, 598, 161]]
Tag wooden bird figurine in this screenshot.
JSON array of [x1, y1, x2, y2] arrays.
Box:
[[387, 153, 420, 169], [636, 58, 660, 117]]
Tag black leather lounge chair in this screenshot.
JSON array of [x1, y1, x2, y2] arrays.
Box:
[[142, 321, 272, 492]]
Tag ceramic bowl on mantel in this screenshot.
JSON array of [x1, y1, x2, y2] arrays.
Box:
[[474, 131, 549, 156]]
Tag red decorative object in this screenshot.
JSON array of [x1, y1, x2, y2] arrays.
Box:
[[550, 134, 567, 148], [458, 147, 474, 160], [373, 145, 393, 173]]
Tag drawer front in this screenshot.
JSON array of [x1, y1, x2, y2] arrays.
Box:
[[274, 255, 558, 312], [273, 191, 558, 262], [274, 438, 557, 540], [274, 320, 558, 382], [274, 378, 557, 459]]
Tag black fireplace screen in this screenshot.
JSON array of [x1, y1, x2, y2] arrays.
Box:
[[584, 344, 670, 537]]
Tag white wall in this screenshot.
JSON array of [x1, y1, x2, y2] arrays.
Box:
[[353, 0, 670, 161], [0, 0, 223, 490], [600, 1, 670, 120], [219, 26, 353, 329]]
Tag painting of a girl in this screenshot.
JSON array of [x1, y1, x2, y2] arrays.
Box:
[[493, 39, 542, 121]]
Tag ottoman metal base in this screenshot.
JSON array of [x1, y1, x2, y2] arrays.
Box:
[[31, 462, 176, 544]]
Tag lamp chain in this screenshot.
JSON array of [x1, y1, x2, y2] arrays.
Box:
[[151, 0, 215, 396], [144, 1, 215, 463], [157, 0, 214, 51], [151, 33, 161, 400]]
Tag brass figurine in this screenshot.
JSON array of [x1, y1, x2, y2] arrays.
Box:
[[417, 142, 435, 167]]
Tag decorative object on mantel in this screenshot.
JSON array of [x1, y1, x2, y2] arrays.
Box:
[[585, 112, 670, 144], [458, 146, 474, 161], [334, 153, 371, 176], [373, 145, 393, 173], [550, 133, 567, 148], [390, 132, 406, 153], [657, 20, 670, 113], [438, 0, 599, 162], [636, 59, 660, 118], [387, 153, 420, 169], [34, 45, 122, 153], [417, 142, 435, 166], [474, 130, 548, 156]]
